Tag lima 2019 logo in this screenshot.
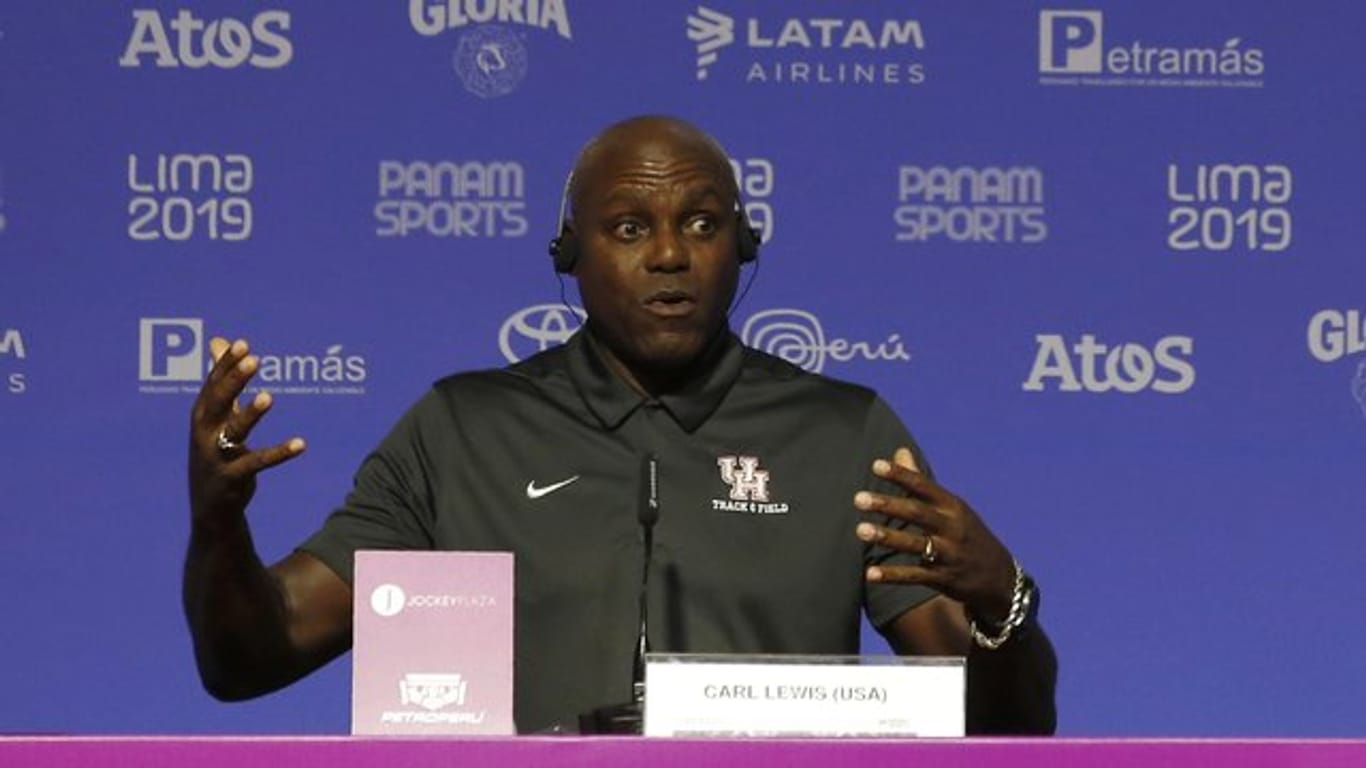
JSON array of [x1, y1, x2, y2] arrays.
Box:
[[409, 0, 572, 98]]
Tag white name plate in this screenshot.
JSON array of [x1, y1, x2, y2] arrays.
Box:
[[643, 654, 964, 738]]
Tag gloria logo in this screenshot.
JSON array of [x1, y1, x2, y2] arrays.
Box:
[[1, 328, 27, 395], [498, 304, 586, 363], [119, 9, 292, 69], [408, 0, 572, 98], [895, 165, 1046, 244], [739, 309, 911, 374], [137, 318, 368, 396], [686, 5, 926, 87], [1038, 10, 1263, 88], [1022, 333, 1196, 394], [1307, 310, 1366, 419], [375, 160, 528, 238]]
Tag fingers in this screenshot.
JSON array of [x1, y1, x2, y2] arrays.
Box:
[[855, 489, 948, 530], [199, 337, 256, 423], [872, 455, 955, 507], [226, 437, 307, 476], [221, 390, 274, 446], [865, 563, 940, 586]]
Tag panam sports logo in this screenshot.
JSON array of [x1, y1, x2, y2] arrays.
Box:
[[375, 160, 529, 238], [137, 318, 368, 396], [1039, 10, 1264, 88], [895, 165, 1047, 244], [687, 5, 926, 87], [408, 0, 572, 98]]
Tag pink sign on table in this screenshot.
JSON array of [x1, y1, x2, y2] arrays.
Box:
[[351, 550, 514, 736]]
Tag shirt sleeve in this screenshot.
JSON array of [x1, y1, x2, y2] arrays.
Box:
[[297, 390, 443, 585], [860, 395, 939, 629]]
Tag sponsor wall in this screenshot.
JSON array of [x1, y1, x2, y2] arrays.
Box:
[[2, 0, 1364, 737]]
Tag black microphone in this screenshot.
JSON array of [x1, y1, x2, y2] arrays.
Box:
[[633, 452, 660, 704], [579, 452, 659, 734]]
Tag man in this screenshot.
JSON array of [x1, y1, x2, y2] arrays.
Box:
[[185, 116, 1056, 734]]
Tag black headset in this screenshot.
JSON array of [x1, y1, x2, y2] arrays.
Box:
[[547, 172, 762, 274]]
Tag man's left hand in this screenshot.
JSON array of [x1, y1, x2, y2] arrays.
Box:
[[855, 447, 1016, 624]]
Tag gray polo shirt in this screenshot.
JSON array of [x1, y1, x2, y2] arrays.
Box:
[[302, 328, 935, 732]]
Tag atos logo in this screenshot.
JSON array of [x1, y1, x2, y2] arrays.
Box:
[[1022, 333, 1196, 394], [498, 304, 586, 363], [119, 10, 293, 69]]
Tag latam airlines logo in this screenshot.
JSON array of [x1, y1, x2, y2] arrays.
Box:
[[1039, 10, 1264, 88], [497, 305, 912, 376], [409, 0, 573, 98], [1307, 310, 1366, 420], [119, 9, 293, 69], [686, 6, 926, 87], [1, 328, 26, 395], [1022, 333, 1196, 394], [137, 318, 368, 396]]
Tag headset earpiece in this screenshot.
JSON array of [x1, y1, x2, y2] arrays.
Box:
[[549, 226, 579, 274]]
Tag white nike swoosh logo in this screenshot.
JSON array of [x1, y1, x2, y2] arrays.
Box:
[[526, 475, 580, 499]]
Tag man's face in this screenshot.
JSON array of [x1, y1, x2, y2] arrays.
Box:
[[571, 131, 740, 383]]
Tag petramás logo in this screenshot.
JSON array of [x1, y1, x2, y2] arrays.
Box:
[[137, 318, 368, 396], [1038, 10, 1263, 88], [686, 5, 926, 87], [408, 0, 573, 98], [119, 9, 292, 69], [1022, 333, 1195, 394]]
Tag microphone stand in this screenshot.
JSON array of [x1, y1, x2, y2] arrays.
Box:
[[580, 453, 658, 735]]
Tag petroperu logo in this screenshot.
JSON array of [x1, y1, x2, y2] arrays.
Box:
[[498, 304, 586, 363], [375, 160, 528, 238], [739, 309, 911, 375], [137, 318, 368, 396], [730, 157, 776, 243], [1307, 310, 1366, 420], [383, 673, 484, 725], [1, 328, 27, 395], [1039, 10, 1263, 88], [127, 153, 254, 242], [713, 455, 788, 515], [1022, 334, 1196, 394], [686, 6, 926, 87], [119, 9, 292, 69], [895, 165, 1047, 244], [408, 0, 573, 98], [1167, 163, 1291, 252]]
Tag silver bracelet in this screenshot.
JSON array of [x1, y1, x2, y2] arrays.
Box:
[[968, 559, 1034, 650]]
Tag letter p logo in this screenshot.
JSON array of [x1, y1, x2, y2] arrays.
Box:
[[139, 318, 204, 381], [1040, 10, 1102, 73]]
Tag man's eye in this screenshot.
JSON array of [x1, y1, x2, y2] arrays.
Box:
[[613, 221, 644, 240], [686, 216, 717, 236]]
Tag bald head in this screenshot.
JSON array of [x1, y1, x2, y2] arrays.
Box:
[[567, 116, 737, 225]]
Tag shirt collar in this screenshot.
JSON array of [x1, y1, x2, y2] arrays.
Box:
[[564, 326, 745, 433]]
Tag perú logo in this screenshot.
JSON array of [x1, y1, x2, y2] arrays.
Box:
[[1022, 333, 1196, 394], [498, 304, 586, 363], [399, 673, 468, 710], [119, 9, 293, 69], [687, 6, 735, 80], [739, 308, 910, 374], [718, 455, 770, 502]]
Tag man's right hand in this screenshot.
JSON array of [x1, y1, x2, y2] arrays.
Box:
[[188, 337, 306, 528]]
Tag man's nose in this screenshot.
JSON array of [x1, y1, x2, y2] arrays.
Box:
[[646, 227, 690, 272]]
